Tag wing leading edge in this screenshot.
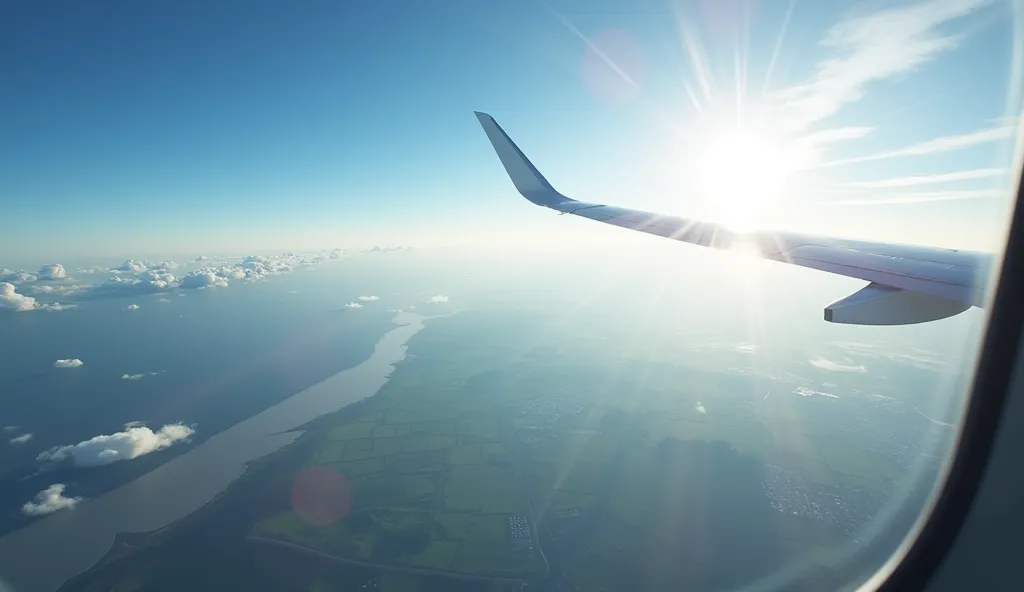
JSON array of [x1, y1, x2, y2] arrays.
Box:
[[474, 111, 995, 326]]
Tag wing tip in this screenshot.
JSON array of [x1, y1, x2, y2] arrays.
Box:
[[473, 110, 571, 208]]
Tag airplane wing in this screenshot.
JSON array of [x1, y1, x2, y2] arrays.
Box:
[[474, 111, 997, 326]]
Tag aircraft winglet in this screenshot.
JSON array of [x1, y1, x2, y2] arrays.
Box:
[[474, 112, 575, 208]]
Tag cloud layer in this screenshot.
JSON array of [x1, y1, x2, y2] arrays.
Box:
[[37, 422, 194, 467]]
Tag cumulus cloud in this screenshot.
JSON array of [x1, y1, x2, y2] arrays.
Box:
[[36, 422, 195, 467], [28, 283, 86, 297], [357, 295, 379, 301], [125, 304, 140, 311], [21, 484, 82, 516], [0, 270, 38, 283], [179, 270, 228, 289], [809, 357, 867, 373], [195, 255, 208, 261], [79, 270, 178, 299], [53, 358, 84, 369], [426, 295, 449, 304], [26, 251, 344, 303], [1, 282, 40, 311], [44, 302, 77, 311], [112, 259, 179, 274], [344, 302, 362, 309], [1, 282, 77, 312], [10, 433, 33, 445], [158, 297, 171, 303], [695, 402, 707, 414], [36, 264, 67, 280]]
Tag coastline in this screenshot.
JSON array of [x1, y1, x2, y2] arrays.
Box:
[[0, 311, 430, 592]]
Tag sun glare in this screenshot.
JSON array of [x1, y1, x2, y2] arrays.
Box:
[[695, 125, 796, 231]]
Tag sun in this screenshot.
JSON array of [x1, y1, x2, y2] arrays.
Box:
[[694, 125, 797, 232]]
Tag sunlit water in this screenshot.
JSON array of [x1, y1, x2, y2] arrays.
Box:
[[0, 312, 428, 592]]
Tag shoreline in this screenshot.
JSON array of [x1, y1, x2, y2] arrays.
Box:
[[0, 311, 431, 592]]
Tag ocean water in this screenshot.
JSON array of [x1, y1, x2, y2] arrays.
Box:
[[0, 263, 404, 535], [0, 310, 429, 592]]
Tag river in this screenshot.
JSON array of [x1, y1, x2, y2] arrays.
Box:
[[0, 311, 428, 592]]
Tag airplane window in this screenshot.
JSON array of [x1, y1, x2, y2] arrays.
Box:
[[0, 1, 1020, 591]]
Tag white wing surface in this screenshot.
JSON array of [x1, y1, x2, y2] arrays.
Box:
[[475, 111, 995, 325]]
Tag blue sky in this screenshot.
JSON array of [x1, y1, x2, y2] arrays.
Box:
[[1, 0, 1021, 259]]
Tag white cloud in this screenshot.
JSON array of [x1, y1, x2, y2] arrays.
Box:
[[835, 168, 1007, 189], [21, 484, 82, 516], [0, 283, 76, 312], [10, 433, 33, 445], [0, 270, 37, 283], [50, 251, 343, 302], [81, 270, 178, 299], [772, 0, 991, 130], [832, 341, 950, 371], [3, 426, 18, 432], [426, 295, 449, 304], [357, 295, 379, 301], [821, 123, 1016, 168], [36, 264, 67, 280], [53, 358, 83, 369], [695, 402, 707, 414], [125, 304, 140, 311], [809, 357, 867, 372], [364, 246, 415, 253], [36, 422, 195, 467], [121, 371, 161, 380], [195, 255, 208, 261], [344, 302, 362, 309], [732, 342, 759, 354], [28, 283, 86, 297], [77, 266, 106, 275], [794, 386, 840, 399], [112, 259, 179, 274], [1, 282, 40, 312], [41, 303, 76, 312], [179, 270, 228, 289], [829, 189, 1005, 205], [116, 259, 148, 273], [158, 297, 171, 302]]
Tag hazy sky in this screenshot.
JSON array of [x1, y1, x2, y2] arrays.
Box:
[[1, 0, 1021, 259]]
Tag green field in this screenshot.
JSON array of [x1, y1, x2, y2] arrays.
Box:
[[64, 309, 909, 591]]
